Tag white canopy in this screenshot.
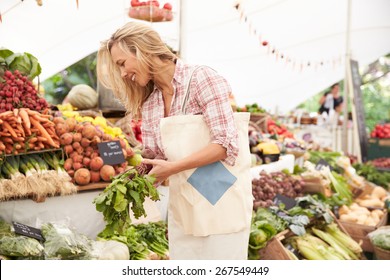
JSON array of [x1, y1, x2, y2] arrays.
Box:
[[1, 0, 389, 113]]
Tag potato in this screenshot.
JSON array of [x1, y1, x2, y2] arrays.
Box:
[[370, 212, 380, 224], [364, 216, 377, 226], [358, 198, 384, 208], [371, 209, 384, 219], [339, 205, 350, 215], [371, 187, 387, 199], [339, 213, 358, 223]]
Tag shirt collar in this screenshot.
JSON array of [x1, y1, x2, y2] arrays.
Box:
[[173, 58, 185, 85], [152, 58, 184, 94]]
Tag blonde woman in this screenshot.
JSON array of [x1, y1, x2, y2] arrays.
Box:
[[97, 22, 252, 260]]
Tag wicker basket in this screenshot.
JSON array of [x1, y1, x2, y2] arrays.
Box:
[[249, 113, 268, 133], [373, 245, 390, 260]]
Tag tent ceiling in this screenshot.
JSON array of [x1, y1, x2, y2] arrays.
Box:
[[1, 0, 389, 113]]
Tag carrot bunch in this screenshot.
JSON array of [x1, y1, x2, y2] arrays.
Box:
[[0, 108, 60, 155]]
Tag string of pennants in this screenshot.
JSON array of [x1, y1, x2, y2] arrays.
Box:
[[234, 2, 343, 72], [0, 0, 79, 23]]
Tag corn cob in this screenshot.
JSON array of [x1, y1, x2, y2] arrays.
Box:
[[311, 227, 356, 260], [324, 223, 362, 254]]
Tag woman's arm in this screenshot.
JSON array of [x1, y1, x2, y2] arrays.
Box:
[[142, 143, 226, 183]]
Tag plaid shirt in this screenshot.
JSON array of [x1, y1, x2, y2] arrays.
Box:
[[141, 59, 238, 165]]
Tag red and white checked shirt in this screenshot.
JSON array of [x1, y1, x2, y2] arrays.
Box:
[[141, 59, 238, 165]]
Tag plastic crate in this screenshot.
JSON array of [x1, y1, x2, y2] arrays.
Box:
[[367, 138, 390, 160]]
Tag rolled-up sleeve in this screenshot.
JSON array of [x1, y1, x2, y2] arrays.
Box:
[[192, 67, 238, 165]]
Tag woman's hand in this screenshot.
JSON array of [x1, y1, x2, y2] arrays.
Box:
[[141, 158, 176, 185]]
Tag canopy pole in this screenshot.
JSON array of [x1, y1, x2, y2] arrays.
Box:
[[178, 0, 187, 60], [342, 0, 352, 155]]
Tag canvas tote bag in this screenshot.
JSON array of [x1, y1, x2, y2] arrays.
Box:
[[160, 66, 253, 237]]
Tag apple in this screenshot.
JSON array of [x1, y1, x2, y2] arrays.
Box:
[[131, 0, 140, 7], [163, 2, 172, 10]]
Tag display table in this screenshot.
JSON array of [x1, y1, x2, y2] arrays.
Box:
[[250, 154, 295, 179], [0, 187, 169, 240]]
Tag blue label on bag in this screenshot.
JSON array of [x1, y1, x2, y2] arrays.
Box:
[[187, 161, 237, 205]]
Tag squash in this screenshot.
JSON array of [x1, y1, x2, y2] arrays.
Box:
[[66, 84, 98, 110]]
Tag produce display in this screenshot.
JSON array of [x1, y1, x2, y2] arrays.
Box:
[[353, 162, 390, 189], [0, 152, 76, 201], [368, 226, 390, 254], [252, 171, 304, 210], [369, 157, 390, 169], [338, 203, 386, 226], [283, 222, 363, 260], [0, 108, 59, 155], [370, 123, 390, 139], [266, 118, 294, 139], [236, 103, 266, 113], [53, 115, 135, 185], [128, 0, 173, 22]]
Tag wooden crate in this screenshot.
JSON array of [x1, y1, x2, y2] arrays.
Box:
[[339, 210, 388, 252], [259, 212, 365, 260], [301, 176, 331, 197], [258, 230, 292, 260], [373, 244, 390, 260]]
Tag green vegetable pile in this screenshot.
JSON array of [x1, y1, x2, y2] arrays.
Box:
[[0, 48, 41, 81], [368, 226, 390, 251], [94, 168, 159, 238], [98, 221, 169, 260], [284, 222, 363, 260], [353, 162, 390, 190], [248, 208, 287, 260], [41, 223, 92, 260], [0, 219, 44, 259]]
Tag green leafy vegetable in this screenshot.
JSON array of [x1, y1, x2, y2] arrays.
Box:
[[0, 48, 41, 81], [94, 168, 159, 238]]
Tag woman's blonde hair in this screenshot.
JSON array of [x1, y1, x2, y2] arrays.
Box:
[[97, 21, 177, 118]]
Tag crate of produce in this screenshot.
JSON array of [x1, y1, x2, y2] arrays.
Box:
[[258, 230, 292, 260], [259, 212, 364, 260], [367, 138, 390, 160], [368, 226, 390, 260], [337, 186, 389, 252]]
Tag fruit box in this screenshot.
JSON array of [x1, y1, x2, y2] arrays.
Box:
[[301, 176, 332, 197], [367, 138, 390, 160], [339, 209, 388, 252], [258, 212, 363, 260], [258, 230, 293, 260]]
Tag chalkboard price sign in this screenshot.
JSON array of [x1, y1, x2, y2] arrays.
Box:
[[350, 59, 368, 162], [97, 140, 126, 165], [273, 194, 297, 210], [315, 158, 332, 171], [12, 222, 44, 241]]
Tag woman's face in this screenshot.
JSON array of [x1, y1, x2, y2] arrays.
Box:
[[110, 44, 150, 87]]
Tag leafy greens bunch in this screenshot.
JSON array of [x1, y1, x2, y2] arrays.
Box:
[[94, 168, 159, 238]]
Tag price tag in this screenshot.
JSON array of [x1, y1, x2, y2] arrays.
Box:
[[12, 222, 44, 241], [97, 140, 125, 165], [315, 158, 332, 171], [273, 194, 296, 210]]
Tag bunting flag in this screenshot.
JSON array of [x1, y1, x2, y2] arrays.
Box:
[[234, 2, 343, 71]]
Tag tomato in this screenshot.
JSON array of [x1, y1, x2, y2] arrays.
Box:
[[163, 2, 172, 10]]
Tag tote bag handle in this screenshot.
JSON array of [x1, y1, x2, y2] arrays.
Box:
[[180, 66, 206, 115]]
